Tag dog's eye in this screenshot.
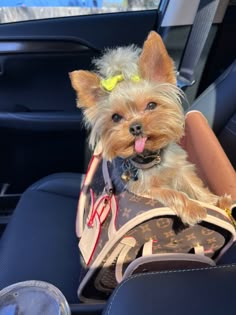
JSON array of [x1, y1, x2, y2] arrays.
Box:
[[145, 102, 157, 111], [112, 113, 123, 123]]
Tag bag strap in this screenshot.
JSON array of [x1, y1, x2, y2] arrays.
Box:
[[177, 0, 220, 89], [102, 159, 113, 194], [76, 142, 103, 238]]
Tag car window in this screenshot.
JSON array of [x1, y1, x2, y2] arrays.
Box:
[[0, 0, 161, 23]]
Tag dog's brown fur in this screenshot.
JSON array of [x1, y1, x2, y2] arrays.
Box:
[[70, 31, 231, 226]]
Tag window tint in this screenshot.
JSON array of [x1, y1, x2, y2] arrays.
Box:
[[0, 0, 160, 23]]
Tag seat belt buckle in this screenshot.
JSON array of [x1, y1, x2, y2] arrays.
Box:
[[177, 72, 195, 90]]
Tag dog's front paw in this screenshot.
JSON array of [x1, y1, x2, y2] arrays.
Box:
[[217, 194, 232, 210], [180, 201, 207, 226]]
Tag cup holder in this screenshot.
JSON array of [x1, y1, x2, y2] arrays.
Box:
[[0, 280, 71, 314]]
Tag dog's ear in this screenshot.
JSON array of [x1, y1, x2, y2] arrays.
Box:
[[139, 31, 176, 85], [69, 70, 104, 108]]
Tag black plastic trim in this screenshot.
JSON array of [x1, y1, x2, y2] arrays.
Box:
[[0, 39, 95, 55]]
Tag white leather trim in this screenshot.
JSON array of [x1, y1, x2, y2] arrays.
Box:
[[122, 253, 216, 280]]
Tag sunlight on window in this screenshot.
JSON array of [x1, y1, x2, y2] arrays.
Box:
[[0, 0, 160, 23]]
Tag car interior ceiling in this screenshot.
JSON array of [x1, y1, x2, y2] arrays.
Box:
[[0, 1, 235, 314]]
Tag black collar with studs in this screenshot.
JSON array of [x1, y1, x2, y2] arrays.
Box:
[[121, 149, 163, 182]]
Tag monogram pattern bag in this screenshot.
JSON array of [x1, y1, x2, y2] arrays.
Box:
[[76, 142, 236, 303]]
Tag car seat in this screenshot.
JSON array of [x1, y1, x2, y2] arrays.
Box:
[[189, 60, 236, 169]]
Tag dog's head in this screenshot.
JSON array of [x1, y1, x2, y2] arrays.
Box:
[[70, 31, 185, 160]]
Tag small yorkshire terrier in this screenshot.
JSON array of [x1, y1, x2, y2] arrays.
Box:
[[70, 31, 231, 226]]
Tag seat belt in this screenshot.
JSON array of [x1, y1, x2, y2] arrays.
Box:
[[177, 0, 221, 89]]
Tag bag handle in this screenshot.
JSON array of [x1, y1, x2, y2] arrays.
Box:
[[76, 142, 103, 238]]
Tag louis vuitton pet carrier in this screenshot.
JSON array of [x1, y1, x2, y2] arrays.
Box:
[[76, 111, 236, 303]]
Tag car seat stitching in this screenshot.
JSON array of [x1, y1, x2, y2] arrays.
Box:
[[106, 264, 236, 315], [224, 126, 236, 136]]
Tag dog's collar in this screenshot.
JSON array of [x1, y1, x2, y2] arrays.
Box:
[[121, 149, 163, 182], [130, 150, 162, 170]]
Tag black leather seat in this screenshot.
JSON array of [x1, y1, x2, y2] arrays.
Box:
[[0, 173, 83, 304], [189, 60, 236, 168], [103, 264, 236, 315]]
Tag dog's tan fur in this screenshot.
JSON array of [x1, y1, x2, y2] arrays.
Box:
[[70, 31, 231, 226]]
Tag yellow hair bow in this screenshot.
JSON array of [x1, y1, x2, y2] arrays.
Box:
[[101, 74, 141, 92]]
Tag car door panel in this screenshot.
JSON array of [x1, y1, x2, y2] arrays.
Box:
[[0, 10, 160, 193], [0, 10, 159, 48]]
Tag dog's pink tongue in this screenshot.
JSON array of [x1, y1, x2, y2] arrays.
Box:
[[135, 137, 147, 153]]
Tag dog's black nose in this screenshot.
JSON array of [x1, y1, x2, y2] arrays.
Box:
[[129, 122, 143, 136]]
